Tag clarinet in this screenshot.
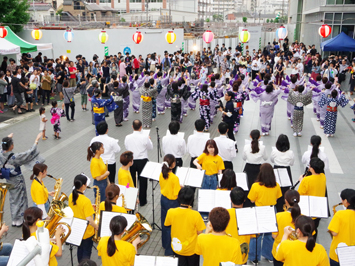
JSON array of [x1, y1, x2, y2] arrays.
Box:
[[291, 168, 310, 190]]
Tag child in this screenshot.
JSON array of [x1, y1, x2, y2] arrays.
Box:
[[50, 100, 65, 139], [25, 79, 34, 112], [39, 107, 47, 140], [79, 78, 88, 111], [246, 61, 252, 76]]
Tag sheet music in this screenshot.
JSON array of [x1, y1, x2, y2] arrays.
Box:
[[198, 190, 216, 212], [176, 167, 189, 186], [299, 196, 310, 216], [255, 206, 278, 233], [117, 185, 138, 210], [194, 130, 210, 138], [185, 168, 205, 187], [307, 145, 325, 152], [337, 246, 355, 266], [142, 129, 150, 136], [166, 130, 185, 139], [60, 217, 73, 236], [156, 256, 179, 266], [66, 218, 88, 246], [274, 169, 291, 187], [309, 196, 328, 218], [245, 139, 263, 146], [140, 162, 161, 181], [134, 255, 156, 266], [236, 173, 249, 191], [214, 190, 231, 209], [235, 207, 258, 235], [8, 239, 36, 266], [100, 211, 137, 237]]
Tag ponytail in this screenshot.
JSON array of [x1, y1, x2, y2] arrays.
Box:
[[295, 216, 315, 252], [107, 216, 128, 257], [23, 207, 43, 240], [161, 154, 175, 179], [250, 130, 260, 154], [105, 184, 120, 212], [72, 174, 87, 205], [87, 142, 103, 161], [30, 163, 48, 180], [310, 135, 321, 159], [285, 190, 301, 223]]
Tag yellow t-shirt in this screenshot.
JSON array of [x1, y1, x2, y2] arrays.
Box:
[[196, 153, 225, 176], [225, 208, 251, 264], [328, 209, 355, 262], [97, 236, 136, 266], [30, 232, 59, 266], [68, 193, 95, 239], [31, 178, 49, 205], [164, 207, 206, 256], [247, 182, 282, 206], [298, 173, 326, 197], [118, 168, 135, 188], [99, 201, 127, 214], [195, 233, 243, 266], [90, 157, 107, 180], [275, 239, 329, 266], [272, 211, 294, 258], [159, 172, 181, 200]]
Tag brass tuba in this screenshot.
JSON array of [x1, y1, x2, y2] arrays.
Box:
[[0, 183, 13, 250], [121, 212, 152, 249], [47, 175, 68, 218], [44, 200, 72, 244], [89, 186, 101, 244]]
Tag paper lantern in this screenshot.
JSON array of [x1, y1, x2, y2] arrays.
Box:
[[276, 25, 288, 41], [165, 31, 176, 44], [0, 27, 7, 38], [63, 28, 74, 42], [99, 30, 109, 44], [31, 28, 43, 41], [319, 24, 332, 38], [239, 29, 250, 43], [132, 31, 143, 44], [203, 30, 214, 44]]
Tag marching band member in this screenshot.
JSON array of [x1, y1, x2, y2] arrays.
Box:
[[162, 121, 187, 173], [164, 186, 206, 266], [22, 207, 64, 266], [118, 151, 135, 188], [99, 184, 127, 213], [187, 119, 209, 168], [193, 139, 225, 190], [195, 207, 243, 266], [87, 141, 110, 202], [160, 154, 181, 256], [247, 163, 282, 264], [328, 189, 355, 266], [125, 119, 153, 206], [69, 174, 99, 263], [298, 157, 326, 240], [275, 216, 329, 266], [301, 135, 329, 172], [218, 169, 236, 190], [97, 215, 140, 266], [272, 190, 301, 266], [30, 163, 55, 219], [226, 187, 252, 265], [214, 122, 237, 170]]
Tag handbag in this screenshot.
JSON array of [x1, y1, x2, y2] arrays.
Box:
[[64, 88, 75, 107], [0, 153, 14, 180]]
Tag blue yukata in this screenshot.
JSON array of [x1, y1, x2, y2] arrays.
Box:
[[91, 95, 118, 135]]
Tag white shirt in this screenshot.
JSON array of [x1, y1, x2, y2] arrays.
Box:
[[301, 150, 329, 170], [242, 144, 268, 164], [187, 132, 209, 158], [251, 60, 260, 71], [214, 135, 237, 162], [125, 130, 153, 160], [162, 134, 186, 158], [270, 149, 294, 167], [90, 134, 121, 164]]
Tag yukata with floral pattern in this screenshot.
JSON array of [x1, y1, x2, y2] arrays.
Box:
[[50, 107, 65, 133]]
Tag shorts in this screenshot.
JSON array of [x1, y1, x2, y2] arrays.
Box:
[[25, 94, 33, 103], [81, 94, 88, 105], [56, 83, 63, 93], [69, 79, 76, 87], [0, 94, 6, 103]]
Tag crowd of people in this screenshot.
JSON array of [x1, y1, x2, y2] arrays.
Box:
[[0, 38, 354, 266]]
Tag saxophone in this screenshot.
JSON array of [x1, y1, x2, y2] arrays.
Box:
[[328, 203, 342, 239], [119, 194, 127, 210], [0, 183, 13, 250], [46, 175, 68, 219], [90, 186, 101, 244]]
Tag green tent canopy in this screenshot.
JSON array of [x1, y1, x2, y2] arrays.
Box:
[[0, 26, 52, 55]]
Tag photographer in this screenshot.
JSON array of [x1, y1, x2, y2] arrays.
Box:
[[218, 91, 236, 141]]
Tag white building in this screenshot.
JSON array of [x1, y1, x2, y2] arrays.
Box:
[[28, 3, 56, 23]]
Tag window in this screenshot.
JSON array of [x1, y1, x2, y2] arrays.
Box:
[[345, 0, 355, 3], [100, 0, 111, 3], [333, 25, 340, 36], [341, 25, 354, 38], [336, 0, 343, 3], [334, 13, 342, 23], [130, 0, 142, 2], [117, 0, 120, 3], [73, 1, 84, 10], [326, 0, 335, 4], [343, 13, 355, 24], [324, 13, 333, 24]]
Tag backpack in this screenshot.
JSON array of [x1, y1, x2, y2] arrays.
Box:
[[0, 153, 14, 180]]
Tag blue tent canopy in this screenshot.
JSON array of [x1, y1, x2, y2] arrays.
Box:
[[321, 32, 355, 51]]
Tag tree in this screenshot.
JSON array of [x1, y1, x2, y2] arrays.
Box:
[[270, 19, 274, 23], [275, 18, 279, 23], [0, 0, 30, 33], [120, 18, 126, 22], [56, 8, 63, 16], [206, 18, 210, 22], [266, 18, 269, 23], [242, 17, 247, 23], [213, 14, 223, 22]]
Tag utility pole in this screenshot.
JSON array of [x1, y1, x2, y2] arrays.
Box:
[[146, 0, 149, 21]]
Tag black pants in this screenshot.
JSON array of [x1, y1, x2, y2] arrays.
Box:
[[107, 163, 116, 184], [14, 92, 23, 108], [273, 256, 284, 266], [223, 161, 233, 170], [252, 70, 259, 80], [42, 90, 51, 105], [65, 103, 75, 120], [313, 218, 321, 241], [190, 157, 197, 168], [172, 158, 183, 174], [130, 158, 148, 206], [225, 121, 235, 141], [174, 252, 200, 266], [126, 67, 132, 75]]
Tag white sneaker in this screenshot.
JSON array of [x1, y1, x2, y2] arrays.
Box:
[[158, 112, 161, 115], [184, 114, 188, 117], [262, 133, 266, 136], [330, 134, 334, 137], [298, 132, 302, 137], [316, 118, 320, 121], [265, 132, 269, 136], [152, 118, 156, 122], [123, 118, 129, 121], [326, 134, 330, 137], [161, 112, 165, 114], [293, 133, 297, 137], [288, 117, 291, 120], [291, 125, 293, 128]]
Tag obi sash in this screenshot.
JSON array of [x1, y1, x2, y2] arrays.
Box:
[[200, 99, 210, 106], [141, 95, 152, 102], [327, 106, 337, 112], [93, 107, 105, 114]]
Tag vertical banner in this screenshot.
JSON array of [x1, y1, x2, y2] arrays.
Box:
[[104, 46, 109, 56]]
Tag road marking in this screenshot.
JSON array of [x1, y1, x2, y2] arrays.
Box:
[[311, 118, 343, 174]]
